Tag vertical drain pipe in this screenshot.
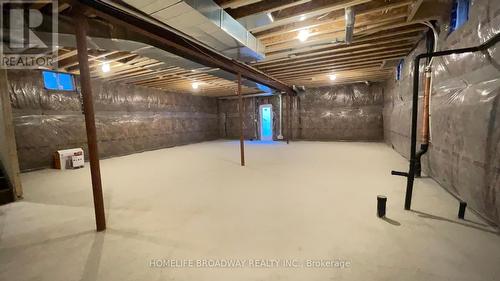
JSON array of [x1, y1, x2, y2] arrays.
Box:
[[287, 93, 292, 144], [285, 94, 290, 144], [392, 33, 500, 210], [415, 22, 438, 177], [278, 93, 284, 139], [414, 66, 431, 177], [238, 73, 245, 166]]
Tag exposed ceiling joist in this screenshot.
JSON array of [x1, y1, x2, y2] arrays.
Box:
[[262, 47, 412, 72], [254, 0, 413, 39], [248, 0, 372, 33]]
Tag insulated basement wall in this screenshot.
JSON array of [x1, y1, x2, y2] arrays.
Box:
[[218, 83, 384, 141], [384, 0, 500, 224], [8, 70, 219, 171], [218, 95, 280, 140], [292, 83, 384, 140]]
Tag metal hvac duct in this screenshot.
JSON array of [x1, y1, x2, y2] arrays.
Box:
[[345, 7, 355, 44], [120, 0, 266, 62]]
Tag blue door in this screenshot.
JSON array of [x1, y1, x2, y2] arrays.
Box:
[[260, 105, 273, 141]]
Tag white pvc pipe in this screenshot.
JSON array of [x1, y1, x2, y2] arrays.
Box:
[[278, 93, 284, 139]]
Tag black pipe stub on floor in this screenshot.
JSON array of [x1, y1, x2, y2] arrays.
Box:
[[458, 201, 467, 219], [377, 195, 387, 218]]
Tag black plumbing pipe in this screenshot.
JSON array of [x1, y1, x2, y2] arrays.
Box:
[[458, 201, 467, 219], [377, 195, 387, 218], [393, 32, 500, 210], [414, 143, 428, 177], [414, 30, 435, 178]]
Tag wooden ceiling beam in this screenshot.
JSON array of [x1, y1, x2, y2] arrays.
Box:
[[260, 6, 409, 46], [263, 17, 409, 53], [89, 58, 159, 77], [259, 43, 413, 70], [263, 48, 411, 72], [264, 19, 423, 53], [280, 66, 391, 80], [255, 0, 413, 39], [285, 72, 391, 83], [63, 52, 135, 71], [269, 54, 405, 76], [263, 27, 424, 60], [109, 67, 181, 83], [274, 64, 384, 79], [249, 0, 372, 33], [256, 33, 421, 67]]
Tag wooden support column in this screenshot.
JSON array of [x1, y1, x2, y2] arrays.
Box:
[[0, 70, 23, 199], [75, 13, 106, 232], [238, 73, 245, 166]]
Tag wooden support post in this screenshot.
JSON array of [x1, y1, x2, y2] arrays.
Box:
[[238, 73, 245, 166], [75, 13, 106, 232], [0, 70, 23, 199]]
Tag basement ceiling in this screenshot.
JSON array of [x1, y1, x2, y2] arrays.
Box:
[[52, 48, 259, 97], [216, 0, 430, 87], [34, 0, 445, 95], [114, 0, 441, 88]]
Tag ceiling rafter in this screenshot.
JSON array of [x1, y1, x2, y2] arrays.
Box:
[[260, 7, 409, 47], [262, 47, 412, 72], [254, 0, 413, 39], [256, 32, 423, 67], [248, 0, 372, 33]]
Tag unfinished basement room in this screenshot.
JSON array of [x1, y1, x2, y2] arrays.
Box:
[[0, 0, 499, 280]]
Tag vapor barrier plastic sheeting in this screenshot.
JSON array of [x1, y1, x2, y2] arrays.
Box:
[[296, 83, 384, 141], [383, 0, 500, 224], [8, 70, 218, 171]]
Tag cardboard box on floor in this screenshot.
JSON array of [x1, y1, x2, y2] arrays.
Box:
[[53, 148, 84, 170]]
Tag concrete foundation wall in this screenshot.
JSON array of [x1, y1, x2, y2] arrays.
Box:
[[9, 70, 219, 171], [383, 0, 500, 224]]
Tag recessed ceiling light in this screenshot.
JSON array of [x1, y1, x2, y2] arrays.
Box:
[[192, 82, 199, 89], [329, 74, 337, 81], [297, 29, 310, 42], [299, 15, 306, 21], [101, 62, 110, 73]]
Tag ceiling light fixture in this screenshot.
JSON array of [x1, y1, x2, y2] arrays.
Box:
[[299, 14, 306, 21], [297, 29, 310, 42], [192, 82, 199, 89], [267, 13, 274, 22], [101, 62, 110, 73], [329, 74, 337, 81]]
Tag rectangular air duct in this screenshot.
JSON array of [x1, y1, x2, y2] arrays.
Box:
[[122, 0, 266, 62]]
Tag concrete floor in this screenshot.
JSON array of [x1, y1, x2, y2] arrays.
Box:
[[0, 140, 499, 281]]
